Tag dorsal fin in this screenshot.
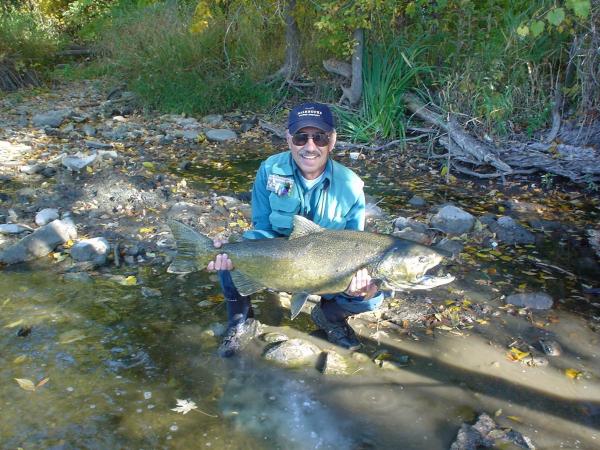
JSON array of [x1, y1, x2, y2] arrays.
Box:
[[289, 215, 324, 239]]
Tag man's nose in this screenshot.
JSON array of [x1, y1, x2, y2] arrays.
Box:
[[303, 136, 318, 151]]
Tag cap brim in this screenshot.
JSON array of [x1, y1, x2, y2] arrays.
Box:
[[288, 119, 333, 135]]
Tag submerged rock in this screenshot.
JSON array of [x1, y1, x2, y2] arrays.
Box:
[[487, 216, 535, 245], [70, 237, 110, 266], [450, 413, 535, 450], [263, 338, 321, 367], [318, 350, 349, 375], [505, 292, 553, 310]]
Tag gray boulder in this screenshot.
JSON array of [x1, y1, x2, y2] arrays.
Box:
[[0, 219, 77, 264], [35, 208, 59, 226], [263, 338, 321, 367], [488, 216, 535, 245], [32, 109, 72, 128], [70, 237, 110, 266], [505, 292, 553, 310], [431, 205, 475, 235], [201, 114, 223, 127], [206, 129, 237, 142]]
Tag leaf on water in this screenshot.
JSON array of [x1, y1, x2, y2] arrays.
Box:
[[13, 355, 28, 364], [171, 398, 198, 415], [36, 377, 50, 388], [15, 378, 36, 391], [122, 276, 137, 286], [58, 329, 87, 344], [508, 347, 530, 361], [142, 161, 155, 170], [565, 368, 582, 379], [139, 227, 154, 234], [507, 415, 523, 423], [86, 166, 93, 174], [4, 319, 24, 329]]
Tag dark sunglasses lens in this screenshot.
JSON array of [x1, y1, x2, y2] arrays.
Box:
[[313, 133, 329, 146], [292, 132, 329, 146], [292, 133, 308, 146]]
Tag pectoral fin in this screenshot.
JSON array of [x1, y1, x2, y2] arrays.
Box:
[[230, 270, 266, 296], [290, 293, 310, 320]]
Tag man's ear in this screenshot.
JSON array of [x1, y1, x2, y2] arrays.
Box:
[[328, 130, 337, 152]]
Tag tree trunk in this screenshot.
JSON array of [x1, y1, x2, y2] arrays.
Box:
[[340, 28, 364, 106], [268, 0, 300, 83]]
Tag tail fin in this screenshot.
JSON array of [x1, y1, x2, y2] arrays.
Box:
[[167, 220, 214, 274]]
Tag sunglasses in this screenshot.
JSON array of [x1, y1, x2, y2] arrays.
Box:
[[291, 132, 330, 147]]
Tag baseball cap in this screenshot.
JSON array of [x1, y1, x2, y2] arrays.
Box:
[[287, 102, 335, 134]]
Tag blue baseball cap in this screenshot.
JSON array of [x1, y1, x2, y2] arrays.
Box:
[[287, 102, 335, 134]]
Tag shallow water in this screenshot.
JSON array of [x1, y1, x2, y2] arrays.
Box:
[[2, 145, 600, 449]]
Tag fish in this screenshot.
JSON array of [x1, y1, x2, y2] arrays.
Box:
[[167, 215, 454, 319]]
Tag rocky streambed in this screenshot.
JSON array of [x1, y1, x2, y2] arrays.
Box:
[[1, 80, 600, 449]]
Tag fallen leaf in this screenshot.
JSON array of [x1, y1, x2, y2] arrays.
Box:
[[5, 319, 24, 328], [122, 276, 137, 286], [565, 368, 582, 379], [15, 378, 36, 391], [508, 347, 530, 361], [507, 415, 523, 423], [58, 329, 87, 344], [171, 398, 198, 415], [36, 377, 50, 388]]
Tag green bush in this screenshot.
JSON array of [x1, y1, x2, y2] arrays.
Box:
[[95, 0, 281, 114]]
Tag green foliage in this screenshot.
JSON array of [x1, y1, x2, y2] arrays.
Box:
[[95, 0, 280, 114], [336, 41, 427, 144], [0, 6, 62, 62]]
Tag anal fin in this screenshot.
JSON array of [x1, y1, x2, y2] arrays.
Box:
[[230, 270, 266, 296], [290, 293, 311, 320]]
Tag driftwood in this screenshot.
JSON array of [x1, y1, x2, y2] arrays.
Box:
[[404, 93, 600, 184]]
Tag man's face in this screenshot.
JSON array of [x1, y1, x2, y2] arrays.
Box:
[[286, 126, 336, 180]]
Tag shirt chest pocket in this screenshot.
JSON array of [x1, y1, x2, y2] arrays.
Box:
[[269, 194, 301, 230]]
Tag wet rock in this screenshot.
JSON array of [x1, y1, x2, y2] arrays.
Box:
[[408, 195, 427, 207], [0, 223, 33, 234], [434, 238, 464, 257], [392, 228, 431, 245], [82, 124, 97, 136], [430, 205, 475, 235], [383, 298, 432, 323], [35, 208, 59, 226], [70, 237, 110, 266], [85, 140, 113, 149], [0, 218, 77, 265], [141, 286, 161, 298], [587, 228, 600, 259], [31, 109, 72, 128], [365, 202, 385, 219], [206, 129, 237, 142], [487, 216, 535, 245], [62, 152, 97, 172], [240, 116, 258, 132], [394, 216, 428, 234], [505, 292, 553, 310], [451, 413, 535, 450], [318, 350, 349, 375], [261, 332, 290, 344], [63, 272, 93, 283], [372, 350, 410, 369], [528, 219, 564, 232], [202, 114, 223, 127], [263, 338, 321, 367], [19, 164, 43, 175], [40, 166, 57, 178]]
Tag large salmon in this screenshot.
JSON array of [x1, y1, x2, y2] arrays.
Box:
[[167, 215, 454, 318]]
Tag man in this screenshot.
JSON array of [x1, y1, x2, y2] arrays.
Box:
[[208, 102, 384, 357]]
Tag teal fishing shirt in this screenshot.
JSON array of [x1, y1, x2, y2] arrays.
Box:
[[242, 151, 383, 312]]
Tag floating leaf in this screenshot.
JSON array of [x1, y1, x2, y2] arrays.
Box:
[[171, 398, 198, 415], [565, 368, 582, 379], [59, 329, 86, 344], [142, 161, 155, 170], [15, 378, 36, 391], [123, 276, 137, 286], [507, 415, 523, 423], [508, 347, 530, 361], [36, 377, 50, 388]]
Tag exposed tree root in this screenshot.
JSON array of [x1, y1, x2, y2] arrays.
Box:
[[0, 58, 40, 92]]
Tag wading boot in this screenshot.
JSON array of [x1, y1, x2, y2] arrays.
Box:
[[217, 318, 262, 358], [311, 304, 361, 351]]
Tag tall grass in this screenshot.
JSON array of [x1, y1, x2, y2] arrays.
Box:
[[335, 41, 428, 145], [95, 0, 282, 114]]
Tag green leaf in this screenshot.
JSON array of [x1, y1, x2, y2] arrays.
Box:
[[516, 24, 529, 37], [566, 0, 591, 18], [440, 165, 449, 176], [546, 8, 565, 26], [531, 20, 545, 37]]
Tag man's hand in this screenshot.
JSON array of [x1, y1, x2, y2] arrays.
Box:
[[206, 239, 234, 271], [345, 268, 378, 299]]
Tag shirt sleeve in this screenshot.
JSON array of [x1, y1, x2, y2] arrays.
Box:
[[343, 190, 366, 231], [244, 162, 279, 240]]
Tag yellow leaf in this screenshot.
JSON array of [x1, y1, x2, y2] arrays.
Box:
[[36, 377, 50, 388], [507, 415, 523, 423], [63, 239, 74, 249], [565, 368, 582, 379], [124, 276, 137, 286], [142, 162, 155, 170], [86, 166, 93, 174], [499, 255, 513, 262], [139, 227, 154, 234], [13, 355, 28, 364], [508, 347, 530, 361], [15, 378, 36, 391], [4, 319, 24, 329]]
